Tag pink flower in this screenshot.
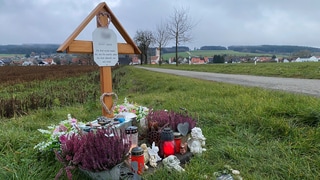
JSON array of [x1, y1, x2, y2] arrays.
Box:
[[53, 127, 60, 134], [59, 134, 67, 144], [119, 105, 127, 112], [59, 125, 68, 132], [66, 155, 72, 161], [70, 118, 77, 124]]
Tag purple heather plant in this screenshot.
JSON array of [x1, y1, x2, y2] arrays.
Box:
[[146, 109, 197, 132], [55, 128, 131, 180]]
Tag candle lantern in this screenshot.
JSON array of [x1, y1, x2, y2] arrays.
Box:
[[160, 127, 175, 157], [174, 132, 182, 153], [125, 126, 138, 149], [131, 146, 144, 175]]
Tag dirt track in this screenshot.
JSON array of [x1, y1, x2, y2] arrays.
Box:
[[136, 67, 320, 97]]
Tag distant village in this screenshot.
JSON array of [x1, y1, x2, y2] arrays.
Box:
[[1, 48, 320, 67], [0, 53, 92, 66]]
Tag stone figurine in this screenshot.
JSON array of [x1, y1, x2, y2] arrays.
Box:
[[147, 142, 161, 168], [180, 142, 188, 155], [140, 143, 150, 170], [148, 154, 157, 168], [162, 155, 185, 172], [187, 127, 206, 154]]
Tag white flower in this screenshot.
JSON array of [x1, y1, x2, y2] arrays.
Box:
[[37, 129, 51, 134], [47, 125, 55, 129], [34, 114, 85, 152]]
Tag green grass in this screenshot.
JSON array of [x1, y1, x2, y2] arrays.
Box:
[[1, 65, 320, 179], [0, 70, 100, 118], [146, 62, 320, 79], [162, 50, 288, 60]]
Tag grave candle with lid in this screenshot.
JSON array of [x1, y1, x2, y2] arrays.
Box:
[[161, 127, 175, 157], [125, 126, 138, 149], [131, 146, 144, 175], [174, 132, 182, 153]]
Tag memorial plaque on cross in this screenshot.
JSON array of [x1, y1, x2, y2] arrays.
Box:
[[56, 2, 141, 117]]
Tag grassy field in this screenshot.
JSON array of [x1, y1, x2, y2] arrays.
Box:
[[146, 62, 320, 79], [0, 65, 320, 179], [0, 65, 100, 118], [161, 50, 288, 60]]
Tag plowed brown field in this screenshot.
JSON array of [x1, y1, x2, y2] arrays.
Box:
[[0, 65, 99, 85]]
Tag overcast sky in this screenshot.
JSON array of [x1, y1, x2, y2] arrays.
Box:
[[1, 0, 320, 49]]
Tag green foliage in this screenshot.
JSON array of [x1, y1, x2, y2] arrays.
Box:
[[1, 65, 320, 179], [145, 62, 320, 79], [114, 66, 320, 179], [212, 54, 225, 63], [0, 67, 100, 118]]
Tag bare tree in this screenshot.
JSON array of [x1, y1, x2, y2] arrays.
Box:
[[134, 30, 154, 65], [154, 21, 170, 65], [167, 7, 194, 66]]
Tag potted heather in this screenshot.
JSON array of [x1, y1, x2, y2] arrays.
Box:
[[146, 109, 197, 146], [54, 127, 131, 180], [146, 109, 197, 132]]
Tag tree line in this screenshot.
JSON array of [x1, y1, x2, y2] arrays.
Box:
[[0, 44, 59, 55], [228, 45, 320, 54], [2, 44, 319, 58]]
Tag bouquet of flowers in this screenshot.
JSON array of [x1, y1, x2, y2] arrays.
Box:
[[34, 114, 85, 152], [114, 98, 149, 123]]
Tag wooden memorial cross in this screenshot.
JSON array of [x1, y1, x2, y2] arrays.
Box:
[[56, 2, 141, 117]]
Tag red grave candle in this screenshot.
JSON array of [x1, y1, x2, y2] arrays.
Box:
[[174, 132, 182, 153], [161, 127, 175, 157], [131, 147, 144, 175]]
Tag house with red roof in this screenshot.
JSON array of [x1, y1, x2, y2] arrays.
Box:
[[190, 57, 209, 64]]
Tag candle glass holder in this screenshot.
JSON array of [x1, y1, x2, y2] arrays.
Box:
[[131, 146, 144, 175], [160, 127, 175, 157], [125, 126, 138, 150], [174, 132, 182, 153]]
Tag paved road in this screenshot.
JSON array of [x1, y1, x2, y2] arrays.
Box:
[[136, 67, 320, 97]]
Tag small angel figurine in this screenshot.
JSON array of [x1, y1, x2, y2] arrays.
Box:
[[187, 127, 206, 154], [147, 142, 161, 168], [140, 143, 150, 170]]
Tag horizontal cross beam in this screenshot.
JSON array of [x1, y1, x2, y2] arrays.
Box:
[[57, 40, 138, 54]]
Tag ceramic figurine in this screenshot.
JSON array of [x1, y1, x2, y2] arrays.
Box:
[[187, 127, 206, 154], [147, 142, 161, 161], [180, 142, 188, 155], [162, 155, 185, 172], [148, 154, 157, 168], [140, 143, 149, 170]]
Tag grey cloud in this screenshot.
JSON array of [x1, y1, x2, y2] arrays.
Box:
[[0, 0, 320, 48]]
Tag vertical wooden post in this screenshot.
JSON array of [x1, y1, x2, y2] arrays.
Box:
[[97, 11, 114, 118], [100, 67, 113, 117]]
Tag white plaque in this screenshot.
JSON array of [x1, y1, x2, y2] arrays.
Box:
[[92, 28, 118, 66]]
